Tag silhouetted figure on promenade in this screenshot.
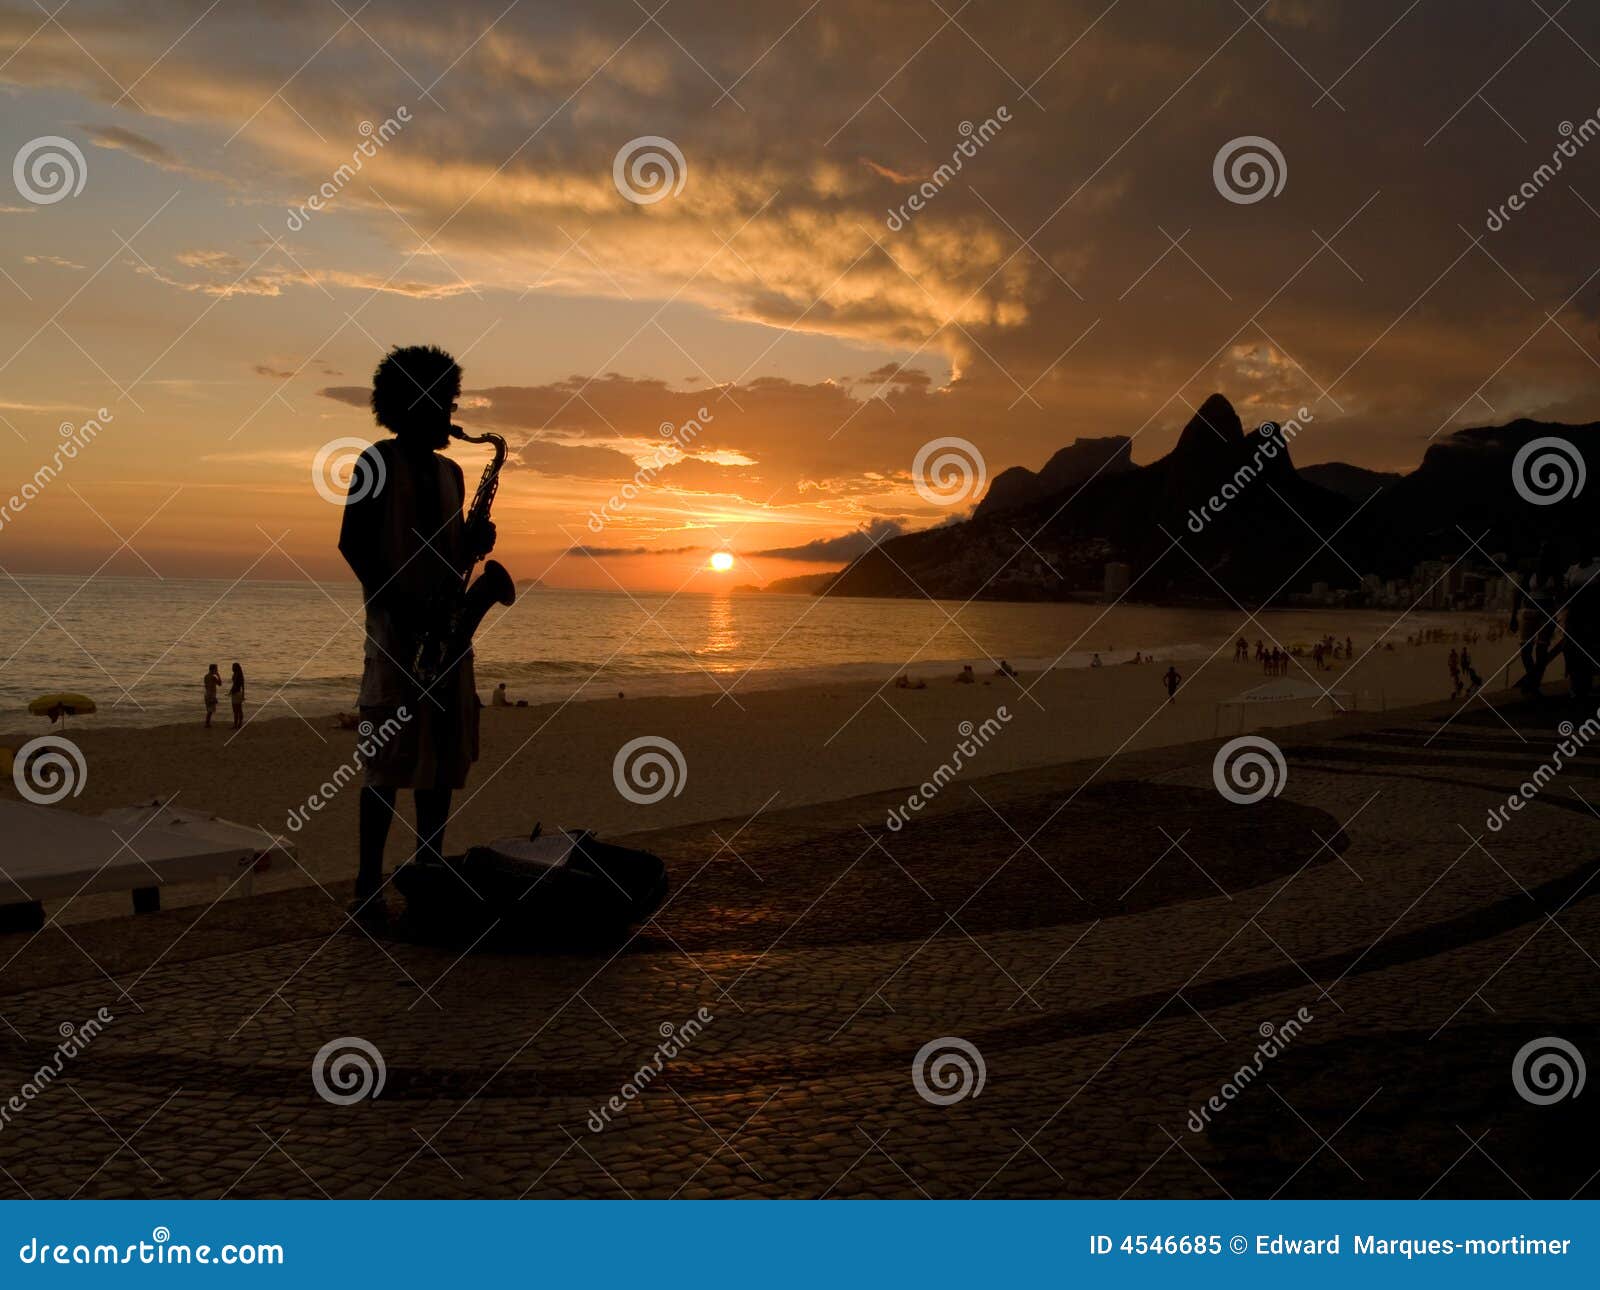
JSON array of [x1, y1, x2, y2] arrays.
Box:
[[338, 344, 496, 923], [1162, 665, 1181, 702]]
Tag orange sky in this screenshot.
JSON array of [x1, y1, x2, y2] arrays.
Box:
[[3, 1, 1599, 589]]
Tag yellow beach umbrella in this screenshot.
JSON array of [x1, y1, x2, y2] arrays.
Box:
[[28, 693, 96, 724]]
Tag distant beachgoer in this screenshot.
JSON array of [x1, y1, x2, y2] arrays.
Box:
[[1447, 648, 1461, 698], [895, 673, 927, 690], [1511, 543, 1564, 697], [1091, 653, 1103, 668], [1564, 554, 1600, 700], [229, 662, 245, 729], [1162, 665, 1181, 702], [203, 664, 221, 729], [1461, 647, 1481, 696], [492, 682, 510, 707], [1345, 636, 1354, 658], [955, 665, 975, 684], [996, 659, 1019, 679]]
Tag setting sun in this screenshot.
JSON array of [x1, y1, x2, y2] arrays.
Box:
[[709, 551, 735, 572]]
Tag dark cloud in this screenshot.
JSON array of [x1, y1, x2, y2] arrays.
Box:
[[568, 544, 703, 556], [756, 517, 907, 561]]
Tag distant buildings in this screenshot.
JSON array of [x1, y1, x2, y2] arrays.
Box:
[[1297, 554, 1519, 611]]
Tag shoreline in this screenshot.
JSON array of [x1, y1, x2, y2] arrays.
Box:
[[1, 634, 1521, 926], [1, 604, 1498, 739]]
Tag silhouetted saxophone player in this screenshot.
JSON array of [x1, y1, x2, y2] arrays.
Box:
[[338, 344, 514, 922]]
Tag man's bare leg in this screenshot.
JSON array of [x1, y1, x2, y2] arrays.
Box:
[[357, 785, 398, 901]]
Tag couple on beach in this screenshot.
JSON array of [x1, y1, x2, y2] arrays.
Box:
[[202, 663, 245, 729], [337, 345, 494, 922]]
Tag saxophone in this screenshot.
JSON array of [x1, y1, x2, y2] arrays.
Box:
[[410, 426, 516, 689]]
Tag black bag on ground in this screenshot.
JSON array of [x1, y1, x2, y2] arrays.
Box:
[[394, 829, 667, 942]]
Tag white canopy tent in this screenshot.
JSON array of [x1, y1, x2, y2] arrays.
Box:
[[1214, 678, 1359, 735], [0, 799, 290, 926]]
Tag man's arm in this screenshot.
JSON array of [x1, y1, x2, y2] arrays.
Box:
[[337, 447, 387, 598]]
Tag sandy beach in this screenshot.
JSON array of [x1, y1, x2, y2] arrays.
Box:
[[2, 626, 1513, 923]]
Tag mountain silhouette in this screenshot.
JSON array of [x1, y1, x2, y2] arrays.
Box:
[[824, 396, 1597, 603], [973, 435, 1133, 519]]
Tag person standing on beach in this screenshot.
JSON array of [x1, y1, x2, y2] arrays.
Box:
[[1162, 665, 1181, 702], [1511, 543, 1565, 697], [230, 662, 246, 729], [203, 664, 220, 728], [337, 344, 495, 922], [1448, 648, 1461, 698]]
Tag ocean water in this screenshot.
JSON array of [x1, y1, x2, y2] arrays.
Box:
[[0, 576, 1450, 730]]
